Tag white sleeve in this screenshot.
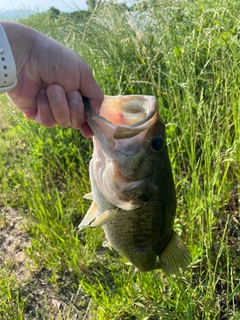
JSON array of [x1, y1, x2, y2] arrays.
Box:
[[0, 24, 17, 93]]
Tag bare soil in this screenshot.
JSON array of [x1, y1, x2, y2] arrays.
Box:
[[0, 208, 91, 320]]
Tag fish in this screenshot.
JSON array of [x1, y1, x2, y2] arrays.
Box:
[[79, 95, 190, 273]]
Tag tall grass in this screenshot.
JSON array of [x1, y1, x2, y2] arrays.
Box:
[[0, 0, 239, 318]]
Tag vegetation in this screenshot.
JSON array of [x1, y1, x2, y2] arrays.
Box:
[[0, 0, 239, 318]]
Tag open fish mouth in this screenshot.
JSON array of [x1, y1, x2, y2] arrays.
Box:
[[83, 95, 159, 157]]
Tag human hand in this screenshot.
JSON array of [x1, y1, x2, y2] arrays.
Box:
[[1, 22, 103, 137]]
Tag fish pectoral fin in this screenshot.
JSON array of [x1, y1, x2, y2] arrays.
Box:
[[83, 192, 93, 200], [89, 208, 118, 227], [78, 201, 99, 230], [157, 231, 191, 274]]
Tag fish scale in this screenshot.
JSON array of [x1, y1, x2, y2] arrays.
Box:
[[79, 95, 191, 273]]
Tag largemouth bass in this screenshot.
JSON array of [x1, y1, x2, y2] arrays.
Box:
[[79, 95, 190, 273]]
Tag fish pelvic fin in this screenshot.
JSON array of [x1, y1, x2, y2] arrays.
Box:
[[83, 192, 93, 200], [90, 208, 119, 227], [78, 201, 99, 230], [78, 203, 119, 230], [157, 231, 191, 274], [102, 240, 112, 248]]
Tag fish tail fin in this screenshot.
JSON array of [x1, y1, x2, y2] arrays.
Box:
[[157, 231, 191, 274]]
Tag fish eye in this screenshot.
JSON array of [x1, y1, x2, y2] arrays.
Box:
[[151, 135, 164, 152]]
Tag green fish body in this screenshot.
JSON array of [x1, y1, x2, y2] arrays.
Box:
[[79, 95, 190, 273]]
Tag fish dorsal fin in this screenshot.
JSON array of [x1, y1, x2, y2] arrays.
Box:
[[83, 192, 93, 200], [157, 231, 191, 274], [78, 201, 99, 230]]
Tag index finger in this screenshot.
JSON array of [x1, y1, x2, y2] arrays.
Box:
[[77, 61, 104, 114]]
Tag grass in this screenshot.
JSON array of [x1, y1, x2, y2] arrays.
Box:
[[0, 0, 239, 319]]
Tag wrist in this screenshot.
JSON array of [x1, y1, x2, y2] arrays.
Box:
[[0, 23, 17, 93]]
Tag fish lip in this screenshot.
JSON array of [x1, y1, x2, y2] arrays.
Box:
[[83, 95, 157, 136], [83, 95, 158, 155]]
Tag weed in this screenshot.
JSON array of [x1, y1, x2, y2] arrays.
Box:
[[0, 1, 239, 319]]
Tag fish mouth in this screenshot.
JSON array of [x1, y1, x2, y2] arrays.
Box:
[[83, 95, 158, 157]]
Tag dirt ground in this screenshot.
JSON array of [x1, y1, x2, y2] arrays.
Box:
[[0, 208, 91, 320], [1, 204, 239, 319]]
